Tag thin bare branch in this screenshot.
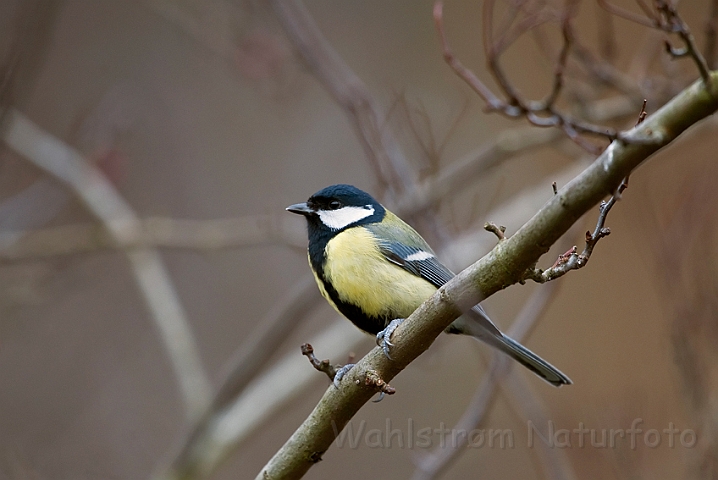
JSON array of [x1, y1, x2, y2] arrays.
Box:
[[434, 1, 505, 111], [540, 11, 574, 110], [705, 0, 718, 70], [395, 90, 643, 236], [3, 110, 212, 421], [270, 0, 456, 249], [658, 1, 711, 83], [597, 0, 656, 28], [525, 176, 627, 284], [300, 343, 340, 381], [269, 0, 415, 200], [599, 0, 711, 84], [484, 222, 506, 241], [485, 2, 558, 109], [525, 98, 649, 284], [397, 127, 563, 217], [0, 215, 305, 262], [571, 41, 644, 98], [435, 0, 626, 152]]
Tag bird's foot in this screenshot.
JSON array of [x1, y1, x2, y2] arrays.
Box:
[[333, 363, 356, 388], [376, 318, 405, 359]]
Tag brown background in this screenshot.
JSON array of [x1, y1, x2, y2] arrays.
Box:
[[0, 1, 716, 479]]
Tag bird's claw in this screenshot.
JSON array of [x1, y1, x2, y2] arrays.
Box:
[[376, 318, 405, 360], [333, 363, 356, 388]]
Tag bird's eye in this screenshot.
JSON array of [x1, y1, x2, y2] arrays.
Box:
[[329, 200, 342, 210]]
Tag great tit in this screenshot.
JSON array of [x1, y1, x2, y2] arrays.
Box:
[[287, 184, 571, 387]]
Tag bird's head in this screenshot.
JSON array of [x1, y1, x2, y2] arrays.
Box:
[[286, 184, 385, 232]]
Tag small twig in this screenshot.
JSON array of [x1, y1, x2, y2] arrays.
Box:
[[483, 222, 506, 241], [302, 342, 395, 397], [154, 322, 367, 480], [434, 1, 622, 153], [157, 277, 323, 480], [538, 4, 577, 111], [301, 343, 339, 382], [597, 0, 662, 28], [395, 126, 566, 217], [705, 0, 718, 70], [599, 0, 711, 84], [636, 99, 648, 126], [485, 1, 555, 103], [550, 246, 578, 270], [433, 1, 504, 111], [364, 370, 396, 396], [525, 179, 628, 284], [657, 1, 711, 84]]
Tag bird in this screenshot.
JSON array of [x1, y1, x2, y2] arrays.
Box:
[[286, 184, 571, 387]]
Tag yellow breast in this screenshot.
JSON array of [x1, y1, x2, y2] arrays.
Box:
[[321, 227, 437, 319]]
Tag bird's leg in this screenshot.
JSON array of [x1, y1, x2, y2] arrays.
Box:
[[376, 318, 405, 359], [333, 363, 356, 388]]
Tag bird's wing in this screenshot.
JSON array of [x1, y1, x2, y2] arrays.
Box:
[[374, 235, 502, 332], [375, 240, 455, 288], [364, 213, 455, 288], [367, 220, 505, 337]]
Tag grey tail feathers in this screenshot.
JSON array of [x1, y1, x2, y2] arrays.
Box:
[[490, 333, 572, 387], [448, 307, 572, 387]]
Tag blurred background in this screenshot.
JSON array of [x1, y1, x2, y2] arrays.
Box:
[[1, 1, 717, 479]]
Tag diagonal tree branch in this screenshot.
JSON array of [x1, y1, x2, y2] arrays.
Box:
[[0, 215, 305, 262]]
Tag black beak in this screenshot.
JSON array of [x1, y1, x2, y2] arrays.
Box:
[[286, 202, 314, 216]]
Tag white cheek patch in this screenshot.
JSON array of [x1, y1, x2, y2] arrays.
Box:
[[405, 250, 434, 262], [318, 205, 375, 230]]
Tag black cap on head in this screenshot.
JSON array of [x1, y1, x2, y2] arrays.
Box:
[[287, 184, 385, 233], [307, 184, 378, 209]]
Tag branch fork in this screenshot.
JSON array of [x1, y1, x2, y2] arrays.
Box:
[[524, 178, 627, 284], [301, 343, 340, 381], [484, 222, 506, 241], [301, 343, 394, 396]]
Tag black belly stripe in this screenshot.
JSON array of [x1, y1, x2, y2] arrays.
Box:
[[316, 270, 389, 335]]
